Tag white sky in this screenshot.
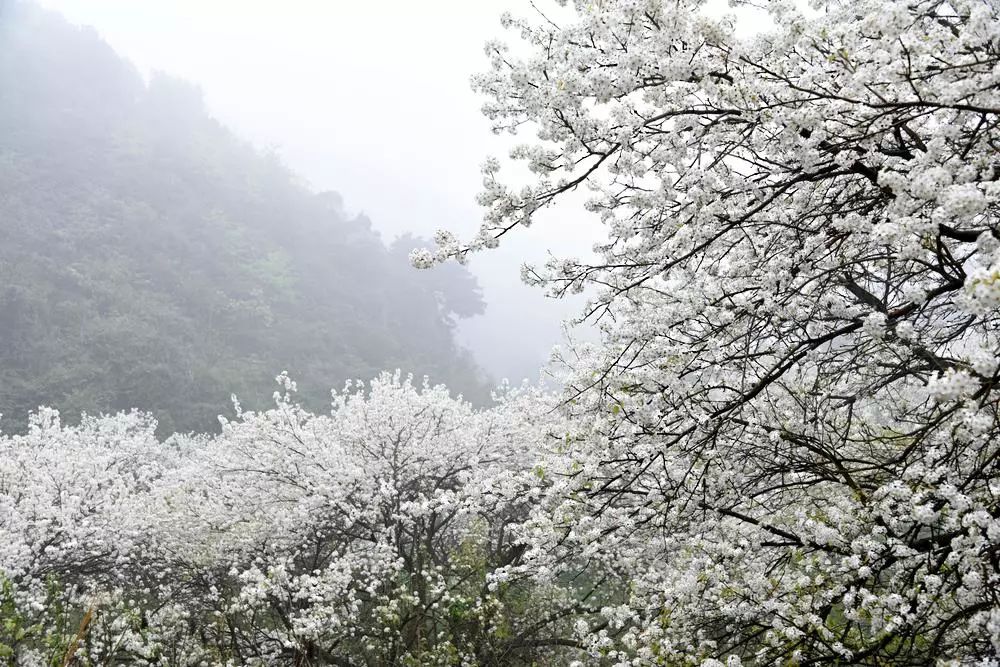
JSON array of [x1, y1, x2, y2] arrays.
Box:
[[35, 0, 600, 384]]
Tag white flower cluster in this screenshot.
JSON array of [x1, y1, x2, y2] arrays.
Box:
[[428, 0, 1000, 662], [0, 374, 580, 665]]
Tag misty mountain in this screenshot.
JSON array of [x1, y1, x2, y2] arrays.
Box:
[[0, 0, 492, 434]]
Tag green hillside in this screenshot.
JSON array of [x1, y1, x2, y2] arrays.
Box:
[[0, 1, 491, 433]]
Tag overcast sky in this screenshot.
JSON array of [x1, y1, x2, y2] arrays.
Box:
[[35, 0, 600, 384]]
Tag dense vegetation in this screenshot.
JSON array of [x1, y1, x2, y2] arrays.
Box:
[[0, 375, 571, 667], [0, 1, 490, 434]]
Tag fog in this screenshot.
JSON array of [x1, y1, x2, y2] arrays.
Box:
[[33, 0, 600, 386]]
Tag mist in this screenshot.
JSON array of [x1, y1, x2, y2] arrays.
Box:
[[29, 0, 599, 388]]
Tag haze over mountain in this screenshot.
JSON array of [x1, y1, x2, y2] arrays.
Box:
[[0, 1, 493, 433], [30, 0, 601, 388]]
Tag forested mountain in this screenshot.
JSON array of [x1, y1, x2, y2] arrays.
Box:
[[0, 1, 491, 434]]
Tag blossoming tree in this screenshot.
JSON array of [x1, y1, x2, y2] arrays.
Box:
[[0, 375, 593, 666], [418, 0, 1000, 663], [138, 372, 580, 666]]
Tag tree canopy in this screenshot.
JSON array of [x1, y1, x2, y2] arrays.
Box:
[[421, 0, 1000, 661]]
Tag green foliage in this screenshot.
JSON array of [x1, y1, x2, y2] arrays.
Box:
[[0, 1, 492, 434], [0, 577, 73, 667]]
